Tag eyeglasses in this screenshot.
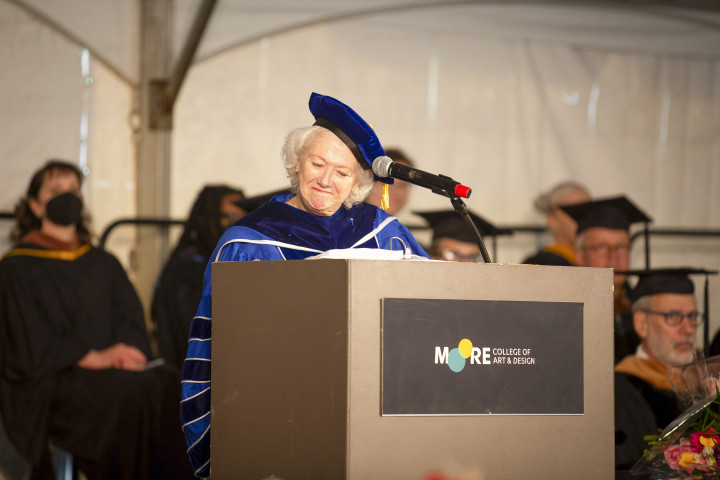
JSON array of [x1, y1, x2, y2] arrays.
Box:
[[641, 309, 704, 327], [582, 243, 630, 256], [440, 250, 481, 263]]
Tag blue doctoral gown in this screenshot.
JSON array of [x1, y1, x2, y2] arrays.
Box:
[[180, 194, 426, 477]]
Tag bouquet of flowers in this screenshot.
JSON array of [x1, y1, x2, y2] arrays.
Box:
[[632, 392, 720, 476], [632, 354, 720, 477]]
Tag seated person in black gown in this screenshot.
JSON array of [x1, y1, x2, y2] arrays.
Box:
[[0, 160, 194, 480], [614, 268, 710, 471], [152, 184, 245, 368], [414, 209, 511, 263], [522, 180, 590, 266]]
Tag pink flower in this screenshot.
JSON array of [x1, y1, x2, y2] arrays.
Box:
[[665, 439, 694, 470], [690, 428, 719, 453]]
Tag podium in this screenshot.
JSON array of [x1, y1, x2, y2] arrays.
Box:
[[211, 259, 614, 479]]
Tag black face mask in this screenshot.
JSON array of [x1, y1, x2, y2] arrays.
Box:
[[45, 192, 83, 226]]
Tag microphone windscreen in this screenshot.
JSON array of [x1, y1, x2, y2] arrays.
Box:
[[371, 156, 393, 177]]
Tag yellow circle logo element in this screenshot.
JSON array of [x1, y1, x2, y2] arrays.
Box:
[[458, 338, 473, 359]]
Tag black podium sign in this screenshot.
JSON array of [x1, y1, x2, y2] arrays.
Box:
[[381, 298, 583, 415]]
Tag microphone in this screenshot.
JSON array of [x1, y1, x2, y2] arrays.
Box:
[[372, 156, 471, 199]]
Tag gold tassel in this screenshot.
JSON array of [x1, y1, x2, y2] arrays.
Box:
[[380, 183, 390, 211]]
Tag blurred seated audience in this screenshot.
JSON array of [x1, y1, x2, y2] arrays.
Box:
[[523, 181, 590, 266], [152, 185, 245, 368], [0, 160, 193, 480]]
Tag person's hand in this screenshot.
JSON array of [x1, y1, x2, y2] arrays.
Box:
[[77, 343, 148, 371]]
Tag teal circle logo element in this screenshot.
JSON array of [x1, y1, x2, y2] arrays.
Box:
[[448, 348, 465, 372], [448, 338, 473, 372]]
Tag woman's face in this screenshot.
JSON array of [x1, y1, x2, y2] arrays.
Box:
[[29, 170, 81, 222], [294, 130, 361, 216], [219, 192, 245, 229]]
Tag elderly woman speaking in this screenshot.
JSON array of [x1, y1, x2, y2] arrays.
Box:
[[181, 92, 427, 477]]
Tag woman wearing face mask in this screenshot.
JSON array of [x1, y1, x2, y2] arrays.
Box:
[[0, 160, 194, 479]]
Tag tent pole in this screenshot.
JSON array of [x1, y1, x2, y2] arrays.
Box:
[[135, 0, 173, 352]]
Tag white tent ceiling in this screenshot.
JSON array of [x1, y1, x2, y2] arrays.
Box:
[[9, 0, 720, 88]]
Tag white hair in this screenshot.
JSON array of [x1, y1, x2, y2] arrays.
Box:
[[281, 126, 375, 209], [632, 295, 652, 314], [534, 181, 591, 214]]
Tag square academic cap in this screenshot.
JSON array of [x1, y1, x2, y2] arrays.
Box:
[[619, 268, 717, 302], [308, 92, 392, 184], [414, 209, 513, 243], [618, 267, 718, 355], [560, 195, 652, 235]]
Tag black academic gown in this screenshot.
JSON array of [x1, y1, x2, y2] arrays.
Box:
[[522, 243, 576, 267], [151, 249, 207, 368], [614, 283, 640, 365], [522, 248, 573, 266], [0, 241, 193, 480], [614, 372, 683, 472]]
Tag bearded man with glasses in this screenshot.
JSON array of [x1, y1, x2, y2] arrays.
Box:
[[613, 268, 716, 472]]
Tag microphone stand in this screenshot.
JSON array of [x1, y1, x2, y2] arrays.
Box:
[[450, 196, 491, 264], [426, 173, 490, 263]]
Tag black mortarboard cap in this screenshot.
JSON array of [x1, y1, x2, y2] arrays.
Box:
[[619, 267, 718, 355], [414, 210, 513, 243], [619, 268, 717, 303], [233, 189, 290, 213], [560, 195, 652, 235]]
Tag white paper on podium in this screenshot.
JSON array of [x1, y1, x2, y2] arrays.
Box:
[[305, 248, 429, 261]]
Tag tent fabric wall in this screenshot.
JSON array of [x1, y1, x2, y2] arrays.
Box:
[[172, 15, 720, 235], [0, 1, 137, 267], [168, 10, 720, 334], [1, 1, 719, 341]]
